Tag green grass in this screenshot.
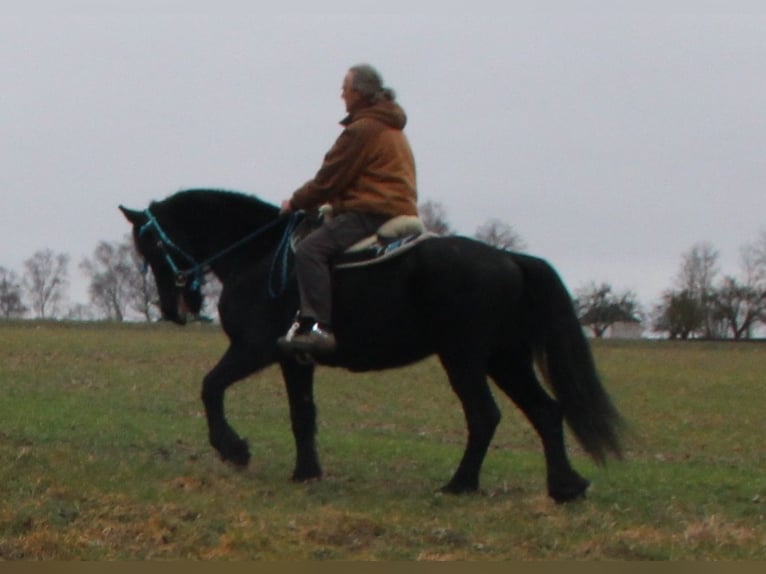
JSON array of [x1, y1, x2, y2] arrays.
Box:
[[0, 322, 764, 559]]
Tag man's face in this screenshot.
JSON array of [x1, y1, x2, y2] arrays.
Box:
[[341, 70, 363, 113]]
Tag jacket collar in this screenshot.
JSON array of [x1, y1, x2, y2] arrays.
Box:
[[339, 100, 407, 129]]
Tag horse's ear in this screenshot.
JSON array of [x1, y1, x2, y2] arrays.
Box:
[[119, 205, 145, 226]]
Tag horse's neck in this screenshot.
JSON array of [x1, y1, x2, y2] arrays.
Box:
[[186, 209, 283, 282]]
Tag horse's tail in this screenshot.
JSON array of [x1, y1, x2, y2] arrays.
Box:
[[515, 254, 624, 465]]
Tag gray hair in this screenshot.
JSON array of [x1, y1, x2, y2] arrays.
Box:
[[349, 64, 396, 103]]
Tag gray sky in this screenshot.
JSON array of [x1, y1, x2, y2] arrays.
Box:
[[3, 1, 765, 311]]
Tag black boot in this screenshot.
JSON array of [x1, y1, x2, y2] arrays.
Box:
[[278, 317, 337, 355]]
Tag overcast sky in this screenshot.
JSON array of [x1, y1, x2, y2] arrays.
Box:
[[3, 1, 765, 311]]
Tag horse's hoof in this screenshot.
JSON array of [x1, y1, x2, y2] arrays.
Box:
[[292, 466, 322, 482], [440, 482, 479, 495], [218, 439, 251, 467], [221, 453, 250, 468], [549, 477, 590, 504]]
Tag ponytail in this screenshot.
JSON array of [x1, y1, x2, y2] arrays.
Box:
[[349, 63, 397, 103], [376, 86, 396, 102]]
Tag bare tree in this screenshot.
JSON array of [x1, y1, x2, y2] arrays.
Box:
[[750, 229, 766, 283], [418, 200, 454, 235], [66, 303, 99, 321], [0, 266, 27, 319], [127, 244, 160, 322], [80, 240, 135, 321], [674, 242, 720, 338], [474, 218, 526, 251], [655, 238, 766, 340], [712, 276, 765, 340], [573, 282, 642, 338], [709, 237, 766, 339], [81, 236, 159, 321], [676, 242, 719, 294], [22, 249, 69, 319], [739, 239, 764, 287], [652, 289, 706, 340]]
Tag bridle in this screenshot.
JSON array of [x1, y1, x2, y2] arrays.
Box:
[[138, 208, 303, 298]]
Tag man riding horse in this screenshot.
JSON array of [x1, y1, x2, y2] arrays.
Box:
[[278, 64, 418, 355]]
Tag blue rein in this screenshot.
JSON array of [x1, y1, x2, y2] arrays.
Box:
[[139, 208, 303, 298]]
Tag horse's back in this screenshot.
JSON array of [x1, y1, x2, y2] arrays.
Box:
[[329, 235, 529, 368], [335, 234, 524, 309], [411, 236, 532, 337]]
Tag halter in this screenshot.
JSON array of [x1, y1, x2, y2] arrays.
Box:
[[139, 208, 303, 298]]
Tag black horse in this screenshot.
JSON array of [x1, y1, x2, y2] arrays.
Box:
[[120, 189, 623, 503]]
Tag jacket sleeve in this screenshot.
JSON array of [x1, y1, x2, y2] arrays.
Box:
[[289, 123, 368, 211]]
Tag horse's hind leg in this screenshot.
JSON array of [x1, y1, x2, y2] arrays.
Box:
[[439, 354, 501, 494], [488, 348, 589, 503]]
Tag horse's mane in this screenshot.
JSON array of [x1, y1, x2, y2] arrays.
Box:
[[156, 188, 277, 213], [152, 189, 279, 236]]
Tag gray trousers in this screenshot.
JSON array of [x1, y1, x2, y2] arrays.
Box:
[[294, 211, 390, 326]]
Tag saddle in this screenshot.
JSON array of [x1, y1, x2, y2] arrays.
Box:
[[290, 207, 434, 269]]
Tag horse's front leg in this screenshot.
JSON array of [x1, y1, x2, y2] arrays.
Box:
[[201, 344, 265, 466], [280, 359, 321, 481]]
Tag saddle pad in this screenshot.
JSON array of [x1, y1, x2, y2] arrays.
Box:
[[335, 232, 438, 269], [345, 215, 426, 253]]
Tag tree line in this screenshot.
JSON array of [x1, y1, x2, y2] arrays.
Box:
[[0, 240, 156, 323], [2, 200, 765, 339]]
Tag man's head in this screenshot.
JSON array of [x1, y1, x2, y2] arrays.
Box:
[[342, 64, 395, 113]]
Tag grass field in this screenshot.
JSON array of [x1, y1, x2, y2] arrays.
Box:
[[0, 321, 763, 560]]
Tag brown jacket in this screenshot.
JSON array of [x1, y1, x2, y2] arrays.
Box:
[[289, 100, 418, 217]]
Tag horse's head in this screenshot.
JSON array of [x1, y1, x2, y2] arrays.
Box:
[[120, 205, 204, 325]]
